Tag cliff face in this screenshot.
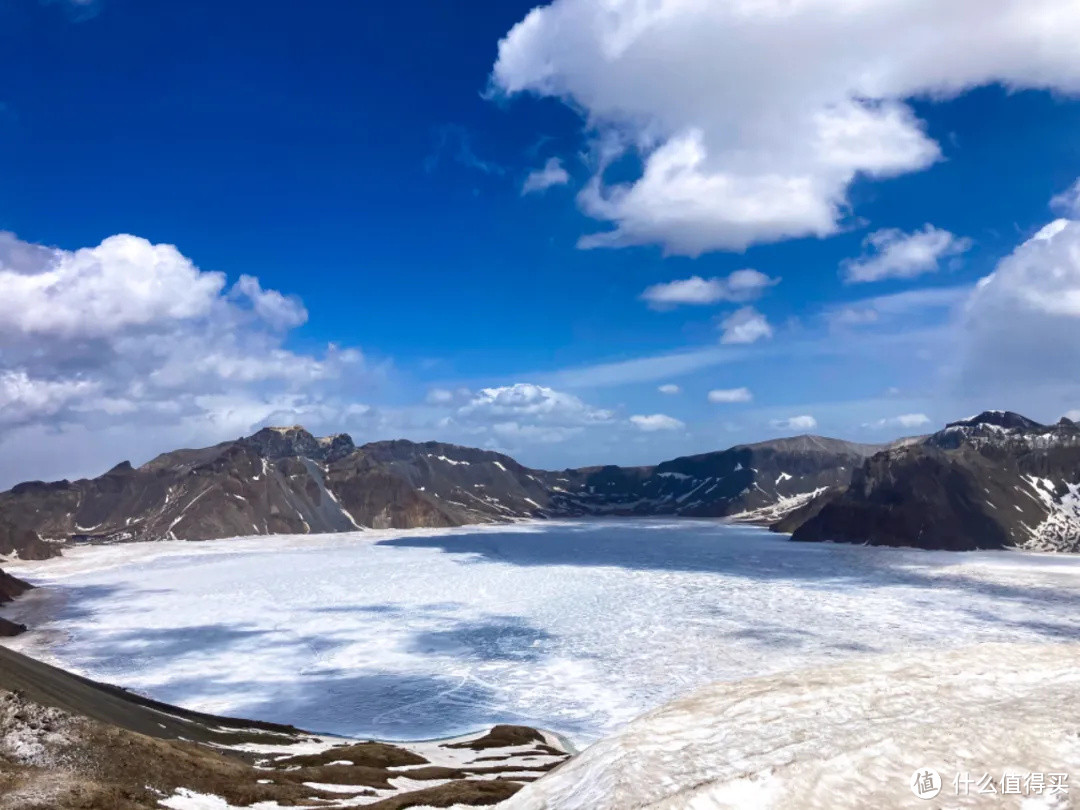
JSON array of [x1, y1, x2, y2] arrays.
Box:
[[0, 569, 32, 636], [789, 412, 1080, 551], [0, 427, 886, 560]]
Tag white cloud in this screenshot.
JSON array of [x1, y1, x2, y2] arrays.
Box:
[[459, 383, 613, 425], [231, 274, 308, 329], [1066, 410, 1080, 422], [641, 269, 778, 308], [492, 0, 1080, 255], [542, 345, 742, 389], [843, 225, 972, 283], [825, 285, 971, 329], [1051, 178, 1080, 217], [720, 306, 772, 345], [771, 415, 818, 432], [708, 387, 753, 404], [960, 216, 1080, 396], [0, 234, 225, 339], [0, 232, 376, 485], [658, 384, 681, 395], [630, 413, 685, 432], [0, 371, 97, 426], [522, 157, 571, 194], [426, 388, 456, 405], [865, 413, 933, 430]]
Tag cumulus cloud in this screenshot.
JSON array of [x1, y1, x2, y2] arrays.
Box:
[[771, 415, 818, 432], [439, 383, 618, 448], [522, 157, 571, 194], [1051, 179, 1080, 217], [708, 387, 752, 404], [630, 413, 685, 432], [0, 232, 374, 484], [491, 0, 1080, 255], [843, 225, 972, 283], [641, 269, 779, 309], [959, 215, 1080, 396], [459, 383, 613, 424], [720, 306, 772, 345], [658, 384, 681, 395], [231, 274, 308, 329], [0, 235, 225, 339], [865, 413, 933, 430]]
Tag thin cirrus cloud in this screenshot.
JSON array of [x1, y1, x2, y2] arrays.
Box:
[[630, 413, 686, 432], [708, 387, 752, 404], [842, 225, 973, 283], [864, 413, 933, 429], [825, 285, 972, 329], [491, 0, 1080, 256], [641, 269, 779, 309], [522, 157, 570, 194], [719, 307, 773, 345]]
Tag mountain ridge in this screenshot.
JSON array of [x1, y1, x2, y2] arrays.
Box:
[[0, 427, 876, 560], [787, 410, 1080, 551], [4, 410, 1078, 559]]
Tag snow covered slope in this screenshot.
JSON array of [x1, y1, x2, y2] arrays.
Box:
[[504, 643, 1080, 810]]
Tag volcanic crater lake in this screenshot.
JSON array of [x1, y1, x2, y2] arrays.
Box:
[[6, 518, 1080, 745]]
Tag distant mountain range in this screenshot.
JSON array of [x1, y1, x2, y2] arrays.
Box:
[[1, 411, 1078, 560]]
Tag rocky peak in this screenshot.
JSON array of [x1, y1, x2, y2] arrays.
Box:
[[946, 411, 1045, 432], [242, 426, 356, 463]]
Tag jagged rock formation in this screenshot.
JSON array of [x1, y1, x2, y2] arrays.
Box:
[[0, 427, 878, 560], [788, 411, 1080, 551], [0, 428, 560, 559]]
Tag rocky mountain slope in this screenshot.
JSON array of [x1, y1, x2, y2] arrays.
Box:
[[0, 427, 558, 560], [787, 411, 1080, 551], [553, 435, 880, 519], [0, 427, 878, 560], [0, 569, 31, 637], [0, 644, 569, 809]]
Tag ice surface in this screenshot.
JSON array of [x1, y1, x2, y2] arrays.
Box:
[[5, 519, 1080, 746], [503, 642, 1080, 809]]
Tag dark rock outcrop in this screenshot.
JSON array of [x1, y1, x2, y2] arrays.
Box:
[[788, 412, 1080, 551], [0, 568, 32, 636]]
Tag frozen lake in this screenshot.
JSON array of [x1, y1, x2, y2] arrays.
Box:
[[5, 519, 1080, 745]]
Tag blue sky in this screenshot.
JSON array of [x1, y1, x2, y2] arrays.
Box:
[[3, 0, 1080, 485]]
